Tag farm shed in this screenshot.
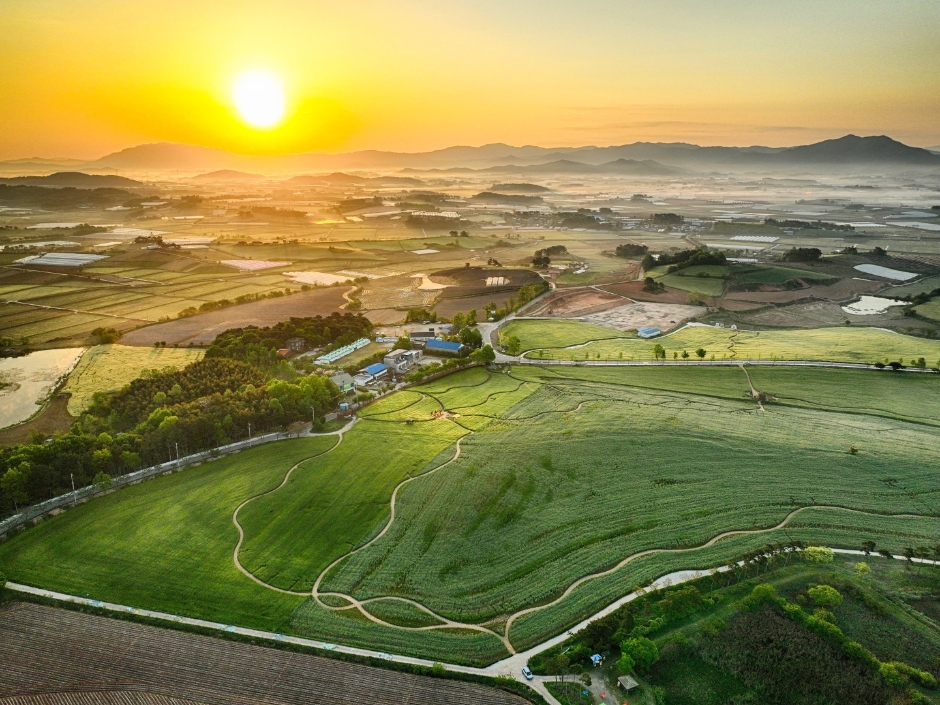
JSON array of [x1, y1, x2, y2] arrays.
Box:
[[354, 363, 389, 387], [328, 372, 355, 393], [409, 331, 439, 347], [425, 339, 467, 357], [618, 675, 639, 691]]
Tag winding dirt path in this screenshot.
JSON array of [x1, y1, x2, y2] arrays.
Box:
[[228, 383, 937, 660], [231, 420, 356, 595], [501, 504, 929, 640]]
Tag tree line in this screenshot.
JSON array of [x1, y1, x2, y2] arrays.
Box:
[[0, 357, 343, 515]]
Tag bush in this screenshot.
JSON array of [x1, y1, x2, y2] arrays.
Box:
[[808, 584, 843, 609], [803, 546, 834, 563]]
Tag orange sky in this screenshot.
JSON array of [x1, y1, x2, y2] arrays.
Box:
[[1, 0, 939, 159]]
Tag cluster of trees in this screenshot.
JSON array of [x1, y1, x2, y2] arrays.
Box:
[[532, 245, 567, 268], [0, 359, 340, 512], [448, 230, 470, 237], [650, 213, 683, 224], [781, 247, 823, 262], [765, 218, 854, 232], [405, 308, 438, 323], [614, 243, 649, 258], [405, 215, 464, 229], [641, 248, 727, 272], [205, 314, 373, 369]]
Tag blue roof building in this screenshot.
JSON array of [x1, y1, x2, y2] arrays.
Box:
[[363, 363, 387, 375], [425, 339, 466, 356]]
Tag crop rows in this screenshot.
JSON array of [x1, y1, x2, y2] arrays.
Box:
[[0, 602, 522, 704]]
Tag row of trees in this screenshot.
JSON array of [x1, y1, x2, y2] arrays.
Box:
[[641, 248, 727, 272]]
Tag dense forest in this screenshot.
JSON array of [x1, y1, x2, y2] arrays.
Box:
[[205, 313, 373, 368]]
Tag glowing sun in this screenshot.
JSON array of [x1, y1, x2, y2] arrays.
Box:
[[233, 70, 286, 129]]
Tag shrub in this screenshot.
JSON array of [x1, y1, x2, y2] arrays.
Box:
[[803, 546, 835, 563]]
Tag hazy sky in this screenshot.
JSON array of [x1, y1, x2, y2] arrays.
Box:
[[2, 0, 939, 159]]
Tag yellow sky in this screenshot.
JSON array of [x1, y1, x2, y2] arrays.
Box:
[[1, 0, 939, 159]]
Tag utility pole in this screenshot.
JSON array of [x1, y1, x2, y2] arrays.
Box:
[[248, 423, 252, 447], [311, 406, 315, 430], [70, 473, 75, 493], [175, 442, 180, 469]]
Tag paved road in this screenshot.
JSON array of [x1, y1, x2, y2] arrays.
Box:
[[7, 549, 934, 705]]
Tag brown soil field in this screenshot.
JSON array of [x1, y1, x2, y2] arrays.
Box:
[[582, 301, 708, 333], [598, 281, 698, 305], [725, 277, 885, 304], [434, 291, 519, 319], [526, 288, 628, 317], [0, 394, 75, 445], [119, 287, 350, 346], [364, 308, 406, 324], [0, 602, 529, 705], [735, 300, 939, 332]]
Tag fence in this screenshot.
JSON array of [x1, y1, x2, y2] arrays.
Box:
[[0, 429, 289, 539]]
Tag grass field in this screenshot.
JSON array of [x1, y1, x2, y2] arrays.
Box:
[[501, 319, 636, 349], [914, 297, 940, 323], [3, 365, 940, 664], [63, 344, 205, 414], [517, 321, 940, 364]]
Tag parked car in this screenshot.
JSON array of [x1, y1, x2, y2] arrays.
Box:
[[521, 666, 533, 681]]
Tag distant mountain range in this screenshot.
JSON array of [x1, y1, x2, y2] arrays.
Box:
[[2, 135, 938, 178], [0, 172, 143, 188]]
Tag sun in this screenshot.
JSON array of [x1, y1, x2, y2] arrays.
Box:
[[232, 70, 286, 129]]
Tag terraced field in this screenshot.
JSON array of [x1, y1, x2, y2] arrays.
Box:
[[514, 321, 940, 364], [2, 365, 939, 664], [501, 319, 636, 349]]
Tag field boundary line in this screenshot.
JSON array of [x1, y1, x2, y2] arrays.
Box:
[[502, 505, 937, 643], [231, 419, 357, 595]]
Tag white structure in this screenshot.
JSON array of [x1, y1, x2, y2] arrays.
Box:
[[384, 349, 422, 373]]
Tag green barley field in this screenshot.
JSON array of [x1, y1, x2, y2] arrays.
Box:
[[1, 365, 939, 663]]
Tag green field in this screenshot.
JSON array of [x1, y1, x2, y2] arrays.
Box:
[[3, 364, 939, 664], [516, 321, 940, 364], [914, 297, 940, 323], [63, 344, 205, 414], [735, 265, 836, 285], [501, 319, 635, 349]]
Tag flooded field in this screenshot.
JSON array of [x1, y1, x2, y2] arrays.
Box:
[[842, 296, 906, 315], [0, 348, 84, 428]]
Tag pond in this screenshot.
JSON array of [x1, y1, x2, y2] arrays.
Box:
[[0, 348, 84, 429], [841, 296, 906, 316]]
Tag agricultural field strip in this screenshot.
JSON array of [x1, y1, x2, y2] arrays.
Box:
[[0, 297, 158, 322], [295, 369, 940, 650], [5, 544, 935, 683], [231, 422, 354, 595], [310, 434, 518, 652]]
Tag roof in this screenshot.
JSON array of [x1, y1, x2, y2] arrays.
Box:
[[363, 363, 387, 375], [385, 349, 408, 358], [426, 339, 464, 351], [329, 372, 354, 383], [618, 675, 639, 691]]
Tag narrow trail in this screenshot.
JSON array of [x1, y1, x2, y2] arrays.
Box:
[[230, 420, 356, 595], [500, 504, 931, 641], [738, 363, 765, 412], [228, 382, 938, 661], [309, 431, 518, 653]]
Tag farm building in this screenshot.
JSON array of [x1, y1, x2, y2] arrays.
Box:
[[328, 372, 355, 394], [425, 339, 467, 357], [637, 326, 662, 339], [286, 337, 306, 352], [353, 362, 388, 387], [618, 675, 639, 692], [384, 349, 422, 373], [409, 331, 439, 346]]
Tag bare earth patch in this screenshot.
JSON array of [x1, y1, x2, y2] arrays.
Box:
[[526, 288, 628, 317], [582, 301, 707, 333], [120, 287, 350, 346]]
